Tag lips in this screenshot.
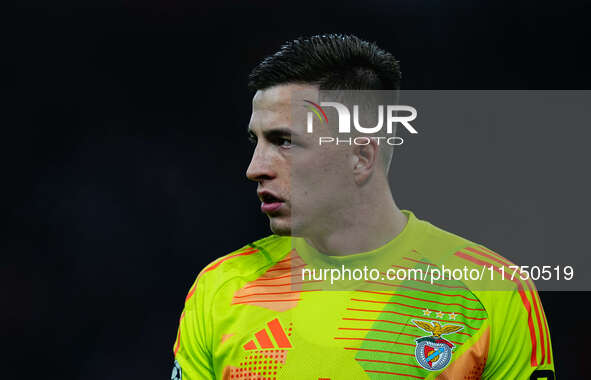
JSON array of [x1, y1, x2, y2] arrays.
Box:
[[258, 190, 284, 213]]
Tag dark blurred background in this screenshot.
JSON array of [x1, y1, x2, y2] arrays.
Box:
[[8, 0, 589, 378]]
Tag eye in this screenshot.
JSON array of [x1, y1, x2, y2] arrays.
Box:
[[277, 137, 294, 148]]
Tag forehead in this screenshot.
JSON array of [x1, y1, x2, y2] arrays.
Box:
[[249, 83, 319, 130]]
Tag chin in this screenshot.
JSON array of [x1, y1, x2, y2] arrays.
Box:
[[270, 216, 317, 238], [269, 218, 292, 236]]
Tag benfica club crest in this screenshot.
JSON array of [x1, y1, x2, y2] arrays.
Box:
[[412, 320, 463, 371]]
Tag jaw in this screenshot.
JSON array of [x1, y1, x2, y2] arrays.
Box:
[[266, 205, 293, 235], [269, 216, 292, 236]]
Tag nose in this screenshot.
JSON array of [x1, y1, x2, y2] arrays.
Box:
[[246, 142, 276, 182]]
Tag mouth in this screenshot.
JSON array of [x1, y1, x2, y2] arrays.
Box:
[[258, 191, 285, 213]]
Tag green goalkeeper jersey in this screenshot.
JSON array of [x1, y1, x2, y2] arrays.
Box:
[[172, 210, 555, 379]]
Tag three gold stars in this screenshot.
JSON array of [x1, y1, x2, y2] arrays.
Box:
[[422, 309, 458, 320]]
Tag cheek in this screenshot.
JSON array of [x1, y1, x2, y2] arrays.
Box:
[[295, 157, 350, 202], [317, 148, 350, 180]]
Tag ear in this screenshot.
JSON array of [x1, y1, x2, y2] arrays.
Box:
[[351, 137, 379, 184]]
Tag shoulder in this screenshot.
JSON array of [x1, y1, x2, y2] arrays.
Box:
[[415, 215, 478, 254], [399, 213, 554, 380], [188, 234, 292, 295], [414, 213, 517, 278], [412, 213, 527, 308], [416, 215, 546, 332]]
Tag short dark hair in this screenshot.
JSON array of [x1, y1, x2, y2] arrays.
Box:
[[248, 34, 401, 91]]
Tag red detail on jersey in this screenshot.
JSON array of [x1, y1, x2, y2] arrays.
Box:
[[334, 336, 415, 347], [540, 298, 552, 364], [365, 281, 479, 302], [464, 246, 508, 266], [342, 317, 473, 338], [232, 298, 301, 305], [185, 284, 196, 303], [337, 327, 462, 346], [243, 339, 257, 350], [173, 312, 186, 356], [526, 280, 546, 365], [203, 248, 259, 274], [221, 333, 234, 344], [402, 256, 439, 267], [350, 298, 486, 321], [233, 289, 320, 299], [344, 347, 415, 357], [243, 280, 321, 289], [343, 317, 422, 329], [454, 250, 539, 367], [469, 245, 551, 366], [463, 245, 551, 365], [346, 307, 480, 330], [249, 273, 300, 282], [243, 320, 293, 352], [476, 244, 508, 261], [365, 369, 424, 379], [276, 256, 294, 264], [266, 263, 306, 272], [385, 267, 469, 289], [232, 250, 307, 312], [255, 328, 274, 349], [174, 327, 181, 356], [267, 318, 292, 348], [355, 290, 485, 311], [184, 248, 259, 304], [339, 327, 420, 338], [356, 358, 423, 369]]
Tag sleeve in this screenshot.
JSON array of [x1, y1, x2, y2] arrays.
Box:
[[480, 284, 556, 379], [171, 271, 215, 379]]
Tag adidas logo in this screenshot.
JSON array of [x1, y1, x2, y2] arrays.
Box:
[[243, 318, 293, 350]]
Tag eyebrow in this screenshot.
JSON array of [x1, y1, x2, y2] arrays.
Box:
[[247, 126, 301, 139]]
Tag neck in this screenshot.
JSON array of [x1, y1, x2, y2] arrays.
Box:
[[304, 185, 408, 256]]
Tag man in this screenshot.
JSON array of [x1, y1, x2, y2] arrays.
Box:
[[172, 34, 555, 379]]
